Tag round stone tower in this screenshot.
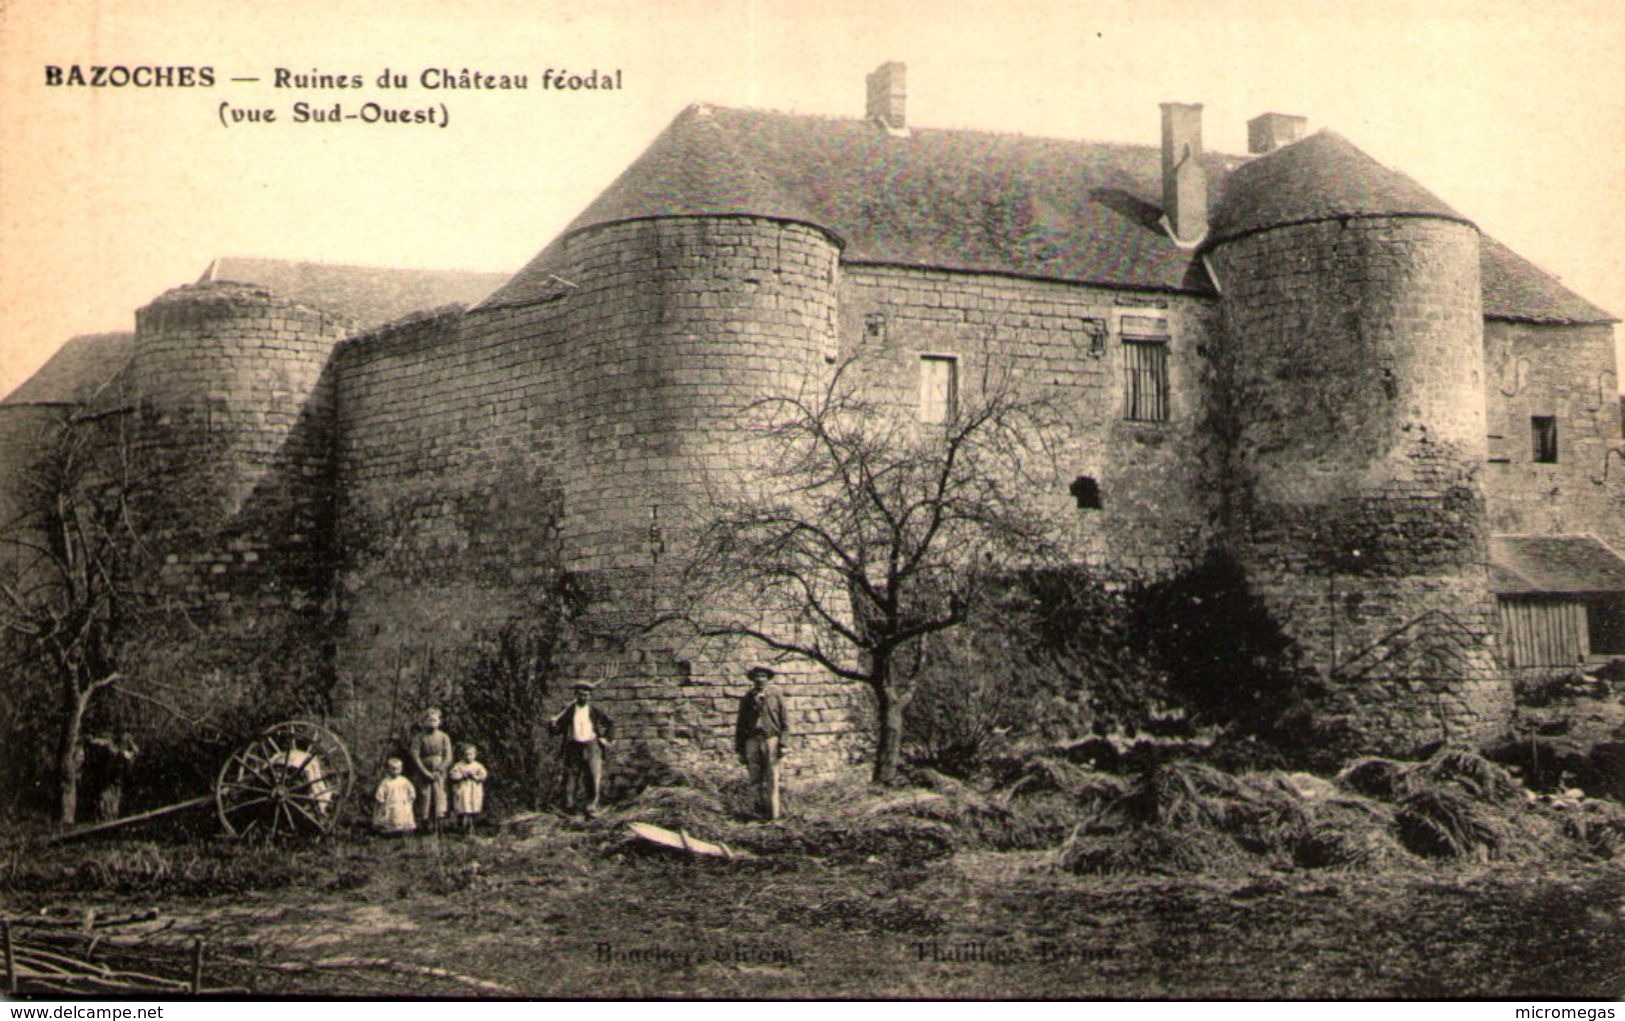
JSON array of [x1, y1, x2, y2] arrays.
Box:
[[547, 213, 859, 768], [556, 215, 839, 571], [132, 282, 352, 597], [1205, 131, 1510, 752]]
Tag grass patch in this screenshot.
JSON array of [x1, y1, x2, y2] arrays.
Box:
[[2, 837, 373, 897]]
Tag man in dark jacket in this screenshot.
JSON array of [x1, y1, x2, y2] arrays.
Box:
[[550, 680, 614, 816], [734, 665, 788, 820]]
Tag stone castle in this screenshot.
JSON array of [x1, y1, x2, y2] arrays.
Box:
[[4, 63, 1622, 774]]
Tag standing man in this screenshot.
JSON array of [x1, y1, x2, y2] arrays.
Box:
[[551, 680, 614, 817], [735, 665, 788, 821], [409, 707, 454, 831], [83, 731, 139, 822]]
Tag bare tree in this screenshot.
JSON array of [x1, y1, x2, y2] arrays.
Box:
[[679, 356, 1067, 783], [0, 398, 178, 824]]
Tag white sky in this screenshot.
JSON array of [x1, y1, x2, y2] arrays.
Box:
[[1, 0, 1621, 397]]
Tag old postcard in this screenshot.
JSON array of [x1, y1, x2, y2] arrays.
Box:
[[0, 0, 1622, 1003]]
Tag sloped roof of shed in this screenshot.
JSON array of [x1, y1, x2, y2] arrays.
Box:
[[1, 332, 133, 405], [1490, 535, 1625, 595], [202, 258, 507, 329], [484, 105, 1614, 325]]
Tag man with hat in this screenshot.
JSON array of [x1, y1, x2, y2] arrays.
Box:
[[550, 680, 615, 817], [734, 665, 789, 821]]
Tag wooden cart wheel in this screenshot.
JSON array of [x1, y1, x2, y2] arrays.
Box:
[[215, 721, 354, 838]]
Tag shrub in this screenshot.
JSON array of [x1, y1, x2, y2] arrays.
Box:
[[904, 555, 1338, 776], [443, 576, 590, 813]]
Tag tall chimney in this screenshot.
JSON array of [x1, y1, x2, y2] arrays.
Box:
[[1160, 102, 1207, 245], [1248, 112, 1307, 154], [866, 61, 907, 132]]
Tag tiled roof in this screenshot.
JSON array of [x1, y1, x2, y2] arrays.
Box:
[[1480, 236, 1616, 325], [1205, 130, 1471, 243], [202, 258, 508, 329], [482, 104, 1247, 308], [1, 332, 133, 405], [1490, 535, 1625, 595], [485, 106, 1613, 325], [4, 260, 509, 405]]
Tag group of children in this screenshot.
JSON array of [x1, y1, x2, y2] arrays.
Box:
[[373, 707, 489, 835]]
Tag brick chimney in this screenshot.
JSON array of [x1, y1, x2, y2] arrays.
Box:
[[866, 61, 907, 133], [1160, 102, 1207, 246], [1248, 112, 1308, 154]]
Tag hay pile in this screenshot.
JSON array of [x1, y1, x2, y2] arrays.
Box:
[[1060, 760, 1404, 874], [1058, 748, 1604, 876], [1343, 749, 1564, 863], [612, 745, 1614, 875]]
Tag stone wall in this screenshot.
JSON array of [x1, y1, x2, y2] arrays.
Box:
[[330, 300, 570, 769], [1208, 215, 1510, 752], [839, 265, 1220, 580], [545, 216, 863, 773], [0, 404, 72, 542], [132, 282, 352, 599], [87, 214, 1607, 774], [1482, 320, 1625, 552], [329, 217, 869, 777]]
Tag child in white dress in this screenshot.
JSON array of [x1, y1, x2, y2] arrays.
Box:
[[373, 757, 417, 834], [449, 744, 488, 834]]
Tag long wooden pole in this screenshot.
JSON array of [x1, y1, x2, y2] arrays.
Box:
[[43, 795, 214, 845]]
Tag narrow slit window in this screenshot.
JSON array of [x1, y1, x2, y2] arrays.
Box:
[[1531, 416, 1558, 463], [919, 355, 958, 424], [206, 396, 230, 436]]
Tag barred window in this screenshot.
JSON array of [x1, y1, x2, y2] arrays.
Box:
[[1121, 314, 1169, 422], [919, 355, 958, 424]]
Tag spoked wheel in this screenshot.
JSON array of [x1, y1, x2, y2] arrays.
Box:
[[215, 721, 354, 838]]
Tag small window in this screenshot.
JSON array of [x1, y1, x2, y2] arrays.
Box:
[[1123, 340, 1169, 422], [919, 355, 958, 424], [1070, 475, 1102, 510], [1121, 315, 1170, 423], [864, 314, 887, 344], [1531, 416, 1558, 463]]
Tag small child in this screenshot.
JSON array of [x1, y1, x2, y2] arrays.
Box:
[[373, 757, 417, 834], [449, 743, 488, 834]]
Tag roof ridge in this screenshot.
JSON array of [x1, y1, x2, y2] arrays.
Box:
[[207, 254, 510, 276], [693, 101, 1252, 158], [485, 101, 1607, 322]]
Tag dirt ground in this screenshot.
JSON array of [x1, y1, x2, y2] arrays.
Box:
[[4, 813, 1623, 999]]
